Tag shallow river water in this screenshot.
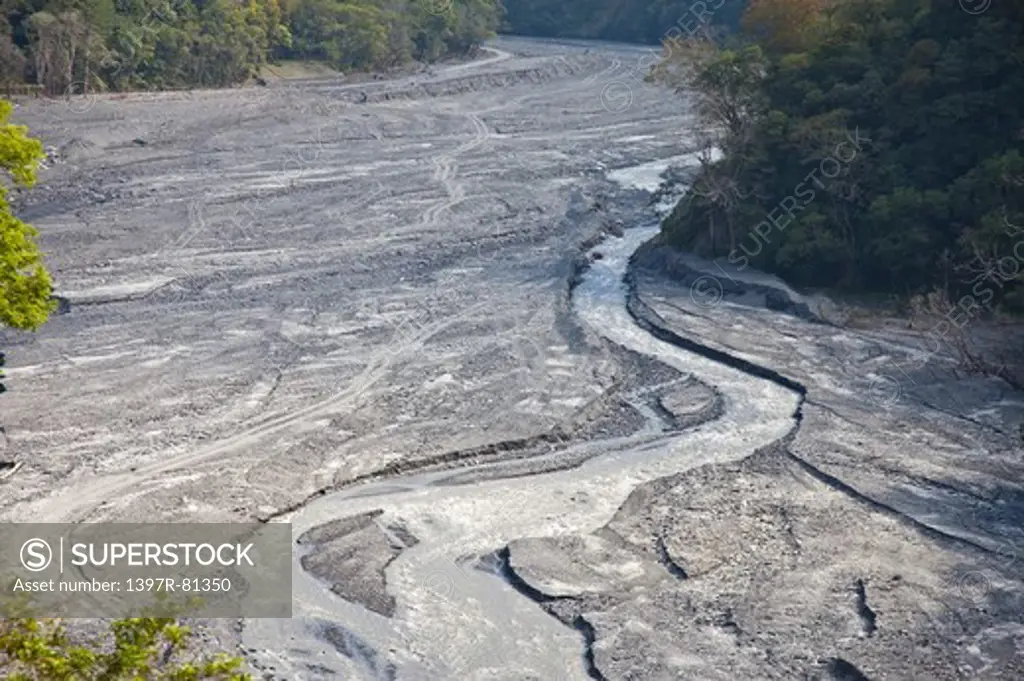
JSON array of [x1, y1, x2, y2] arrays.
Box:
[[241, 157, 800, 679]]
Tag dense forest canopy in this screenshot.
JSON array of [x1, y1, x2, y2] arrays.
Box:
[[656, 0, 1024, 309], [501, 0, 751, 44], [0, 0, 501, 93]]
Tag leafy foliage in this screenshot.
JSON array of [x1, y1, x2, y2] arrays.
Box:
[[272, 0, 501, 72], [658, 0, 1024, 307], [740, 0, 823, 55], [501, 0, 751, 44], [2, 0, 500, 92], [0, 616, 249, 680], [0, 98, 50, 332]]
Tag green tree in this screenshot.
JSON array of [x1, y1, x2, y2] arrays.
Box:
[[657, 0, 1024, 309], [740, 0, 824, 56], [5, 0, 496, 91], [0, 616, 250, 680], [0, 98, 51, 331], [653, 38, 767, 254], [0, 26, 27, 92], [501, 0, 751, 44]]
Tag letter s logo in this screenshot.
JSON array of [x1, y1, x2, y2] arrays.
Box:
[[20, 538, 52, 572]]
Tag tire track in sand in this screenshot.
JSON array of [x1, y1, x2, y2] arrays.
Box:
[[421, 111, 492, 227], [24, 297, 498, 523]]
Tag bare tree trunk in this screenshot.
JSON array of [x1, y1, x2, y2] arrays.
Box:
[[83, 24, 90, 95], [40, 43, 54, 94], [67, 38, 76, 93], [726, 206, 735, 252]]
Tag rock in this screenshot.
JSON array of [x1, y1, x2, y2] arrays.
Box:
[[505, 534, 662, 598], [50, 295, 71, 315], [298, 512, 414, 617], [606, 221, 625, 238], [765, 289, 790, 312]]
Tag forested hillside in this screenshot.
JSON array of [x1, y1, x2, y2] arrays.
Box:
[[0, 0, 500, 94], [657, 0, 1024, 309], [501, 0, 750, 44]]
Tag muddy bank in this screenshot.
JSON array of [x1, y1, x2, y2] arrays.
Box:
[[504, 443, 1023, 680], [492, 231, 1024, 680], [631, 238, 823, 323], [524, 229, 1024, 679]]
